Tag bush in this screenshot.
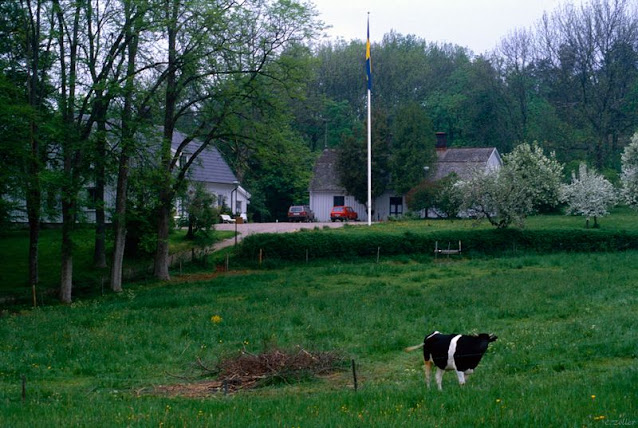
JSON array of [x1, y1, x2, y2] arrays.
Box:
[[235, 228, 638, 262]]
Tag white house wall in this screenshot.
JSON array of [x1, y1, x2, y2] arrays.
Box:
[[309, 190, 405, 222]]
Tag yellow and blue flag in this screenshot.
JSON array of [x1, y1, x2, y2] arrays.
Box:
[[366, 16, 372, 91]]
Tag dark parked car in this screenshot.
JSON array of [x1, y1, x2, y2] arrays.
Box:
[[287, 205, 315, 222], [330, 206, 358, 222]]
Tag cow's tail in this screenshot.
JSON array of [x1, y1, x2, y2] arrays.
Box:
[[404, 343, 424, 352]]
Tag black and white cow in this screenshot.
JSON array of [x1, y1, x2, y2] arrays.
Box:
[[405, 331, 497, 390]]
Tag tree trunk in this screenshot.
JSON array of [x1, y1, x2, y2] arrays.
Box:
[[110, 0, 141, 292], [93, 114, 107, 268], [26, 126, 40, 306], [153, 198, 172, 280], [25, 0, 44, 307], [153, 0, 179, 281], [60, 197, 74, 303], [186, 214, 194, 240], [27, 195, 39, 307]]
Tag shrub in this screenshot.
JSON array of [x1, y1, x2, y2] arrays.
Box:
[[236, 228, 638, 262]]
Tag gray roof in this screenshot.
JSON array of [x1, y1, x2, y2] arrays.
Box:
[[171, 129, 238, 184], [431, 147, 500, 181], [309, 149, 343, 191], [309, 147, 501, 192]]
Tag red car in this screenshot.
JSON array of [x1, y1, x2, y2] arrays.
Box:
[[330, 206, 358, 222]]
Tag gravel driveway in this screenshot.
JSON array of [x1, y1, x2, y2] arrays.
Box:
[[214, 221, 357, 250]]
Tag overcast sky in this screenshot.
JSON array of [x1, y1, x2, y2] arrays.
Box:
[[313, 0, 581, 54]]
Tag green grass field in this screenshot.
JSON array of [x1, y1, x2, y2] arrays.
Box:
[[0, 227, 233, 303], [1, 248, 636, 426]]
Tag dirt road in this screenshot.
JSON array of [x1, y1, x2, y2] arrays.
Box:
[[214, 221, 357, 250]]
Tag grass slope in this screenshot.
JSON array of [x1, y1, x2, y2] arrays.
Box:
[[1, 251, 636, 427]]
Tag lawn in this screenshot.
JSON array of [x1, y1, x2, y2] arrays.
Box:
[[1, 249, 636, 427], [0, 226, 234, 303]]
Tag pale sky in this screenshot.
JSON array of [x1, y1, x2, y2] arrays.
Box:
[[313, 0, 581, 54]]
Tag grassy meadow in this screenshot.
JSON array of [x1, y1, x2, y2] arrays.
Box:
[[0, 227, 233, 303], [1, 246, 636, 426]]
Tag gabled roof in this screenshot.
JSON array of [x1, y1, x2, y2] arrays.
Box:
[[432, 147, 501, 181], [309, 146, 501, 193], [309, 149, 342, 191], [171, 129, 238, 185]]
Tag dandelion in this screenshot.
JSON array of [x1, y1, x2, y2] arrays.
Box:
[[496, 399, 501, 403], [591, 395, 596, 399], [594, 415, 606, 421], [211, 315, 222, 324]]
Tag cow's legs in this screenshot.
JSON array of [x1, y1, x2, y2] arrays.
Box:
[[435, 367, 445, 390], [455, 370, 466, 386], [423, 360, 432, 389]]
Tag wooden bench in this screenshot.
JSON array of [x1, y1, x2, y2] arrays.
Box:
[[434, 241, 462, 258], [220, 214, 235, 224]]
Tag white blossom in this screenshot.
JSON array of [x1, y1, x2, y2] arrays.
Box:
[[620, 132, 638, 209], [503, 142, 563, 210], [457, 143, 563, 228], [559, 163, 617, 227]]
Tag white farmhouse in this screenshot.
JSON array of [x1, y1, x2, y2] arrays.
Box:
[[308, 132, 501, 222]]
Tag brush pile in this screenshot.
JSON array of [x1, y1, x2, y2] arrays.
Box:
[[153, 347, 345, 397], [214, 347, 345, 389]]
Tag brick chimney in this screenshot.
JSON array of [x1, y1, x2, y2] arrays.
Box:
[[435, 132, 447, 151]]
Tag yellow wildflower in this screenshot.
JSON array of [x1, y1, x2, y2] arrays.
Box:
[[211, 315, 222, 324]]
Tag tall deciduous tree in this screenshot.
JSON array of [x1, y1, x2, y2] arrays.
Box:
[[51, 0, 142, 302], [151, 0, 321, 280], [110, 0, 149, 292], [538, 0, 638, 168], [389, 102, 436, 195], [337, 108, 391, 209], [1, 0, 55, 305]]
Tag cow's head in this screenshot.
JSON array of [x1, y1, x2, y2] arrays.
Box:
[[478, 333, 498, 342]]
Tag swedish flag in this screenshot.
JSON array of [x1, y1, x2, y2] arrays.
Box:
[[366, 16, 372, 91]]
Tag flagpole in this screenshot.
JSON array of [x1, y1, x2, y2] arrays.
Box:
[[366, 13, 372, 226], [367, 83, 372, 226]]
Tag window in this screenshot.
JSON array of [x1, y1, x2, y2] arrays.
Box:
[[86, 187, 98, 210], [333, 196, 344, 206], [235, 200, 242, 214], [179, 152, 191, 168], [390, 197, 403, 216]]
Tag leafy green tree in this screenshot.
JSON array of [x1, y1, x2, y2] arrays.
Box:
[[184, 183, 218, 239], [0, 0, 56, 305], [149, 0, 322, 280], [389, 103, 436, 194], [405, 180, 439, 217], [337, 109, 391, 206]]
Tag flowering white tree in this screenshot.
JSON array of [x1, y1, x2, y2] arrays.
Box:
[[620, 132, 638, 209], [457, 143, 563, 228], [560, 163, 617, 228], [503, 143, 564, 211], [457, 167, 528, 228]]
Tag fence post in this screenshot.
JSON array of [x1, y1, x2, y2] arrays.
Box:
[[351, 359, 358, 392]]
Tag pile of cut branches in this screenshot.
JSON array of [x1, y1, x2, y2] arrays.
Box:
[[153, 347, 346, 397], [210, 347, 346, 389]]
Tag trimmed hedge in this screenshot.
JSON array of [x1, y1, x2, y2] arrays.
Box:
[[235, 228, 638, 262]]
